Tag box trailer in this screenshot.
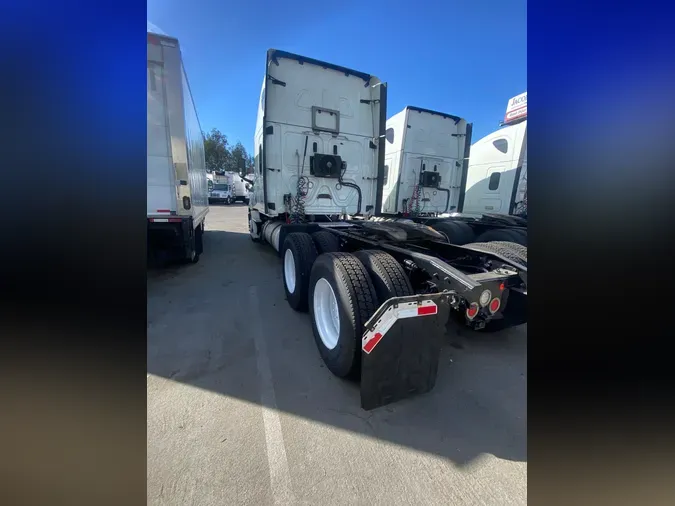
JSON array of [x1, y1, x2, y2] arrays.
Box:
[[248, 50, 528, 409], [147, 32, 208, 263]]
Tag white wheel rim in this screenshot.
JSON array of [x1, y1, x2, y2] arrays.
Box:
[[313, 278, 340, 350], [284, 249, 296, 294]]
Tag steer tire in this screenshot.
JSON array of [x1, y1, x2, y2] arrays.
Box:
[[309, 253, 379, 379], [282, 232, 318, 312], [311, 230, 341, 254], [353, 250, 413, 302], [463, 241, 527, 267]]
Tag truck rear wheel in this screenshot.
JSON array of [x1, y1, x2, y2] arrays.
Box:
[[311, 230, 341, 253], [282, 232, 318, 312], [195, 223, 204, 255], [510, 229, 527, 245], [309, 253, 378, 378], [431, 220, 474, 245], [463, 241, 527, 267], [182, 227, 201, 264], [475, 228, 525, 246], [487, 241, 527, 263], [353, 250, 413, 301]]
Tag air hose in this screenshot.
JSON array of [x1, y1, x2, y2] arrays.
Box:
[[290, 136, 309, 223], [337, 177, 362, 216]]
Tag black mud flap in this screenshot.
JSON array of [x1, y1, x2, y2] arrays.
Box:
[[360, 293, 450, 410]]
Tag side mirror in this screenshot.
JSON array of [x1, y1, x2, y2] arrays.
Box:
[[385, 128, 395, 144]]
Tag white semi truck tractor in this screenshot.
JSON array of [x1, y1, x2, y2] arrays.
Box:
[[378, 94, 527, 247], [248, 50, 528, 409]]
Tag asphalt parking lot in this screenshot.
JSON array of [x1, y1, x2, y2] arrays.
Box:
[[147, 204, 527, 506]]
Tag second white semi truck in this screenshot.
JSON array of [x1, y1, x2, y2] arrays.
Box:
[[248, 49, 528, 409], [379, 94, 527, 246]]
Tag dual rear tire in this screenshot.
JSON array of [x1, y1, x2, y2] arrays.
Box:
[[431, 220, 474, 245], [281, 232, 413, 378], [475, 227, 527, 246], [463, 240, 527, 267], [431, 219, 527, 247], [182, 222, 203, 264]]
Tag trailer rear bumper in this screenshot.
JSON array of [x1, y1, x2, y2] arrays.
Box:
[[360, 292, 450, 410]]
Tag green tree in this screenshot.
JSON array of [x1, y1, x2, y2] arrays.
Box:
[[204, 128, 254, 175], [246, 154, 255, 174], [229, 141, 250, 176], [203, 128, 231, 173]]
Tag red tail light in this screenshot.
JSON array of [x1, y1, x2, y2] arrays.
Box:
[[466, 303, 479, 320], [489, 298, 501, 314]]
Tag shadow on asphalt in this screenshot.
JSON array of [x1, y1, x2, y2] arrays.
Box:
[[147, 229, 527, 467]]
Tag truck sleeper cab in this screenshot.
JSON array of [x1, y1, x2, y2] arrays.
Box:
[[380, 105, 527, 247]]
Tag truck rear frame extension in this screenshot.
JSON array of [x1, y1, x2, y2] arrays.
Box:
[[260, 218, 527, 408]]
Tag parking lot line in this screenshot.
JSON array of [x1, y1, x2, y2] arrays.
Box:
[[248, 285, 296, 505]]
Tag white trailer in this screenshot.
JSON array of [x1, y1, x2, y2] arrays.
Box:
[[381, 106, 472, 215], [147, 32, 208, 263], [462, 92, 527, 218]]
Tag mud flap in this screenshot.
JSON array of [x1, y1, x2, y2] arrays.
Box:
[[360, 293, 450, 410]]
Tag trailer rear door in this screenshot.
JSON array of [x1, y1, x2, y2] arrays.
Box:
[[147, 40, 177, 215]]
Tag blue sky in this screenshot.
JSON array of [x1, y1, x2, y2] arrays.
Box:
[[148, 0, 526, 154]]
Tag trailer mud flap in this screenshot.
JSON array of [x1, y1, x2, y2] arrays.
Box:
[[360, 293, 450, 410]]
